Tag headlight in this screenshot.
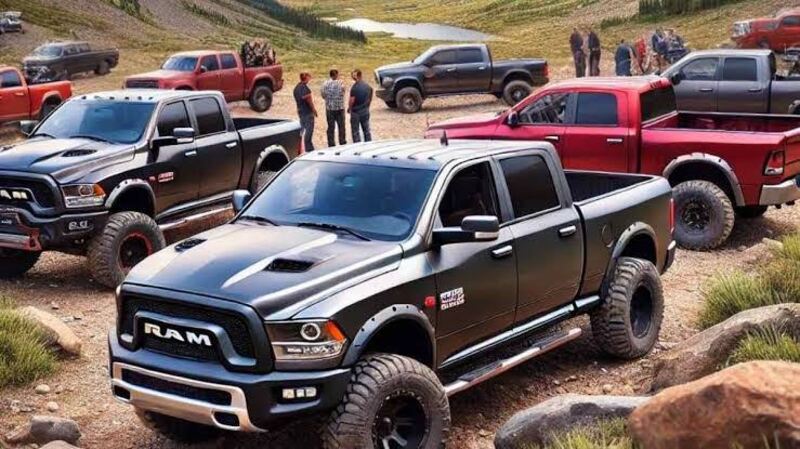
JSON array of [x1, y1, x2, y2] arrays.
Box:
[[61, 184, 106, 208], [265, 320, 347, 361], [381, 77, 394, 88]]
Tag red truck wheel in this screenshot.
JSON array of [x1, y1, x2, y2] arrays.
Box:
[[673, 181, 734, 250], [249, 85, 273, 112]]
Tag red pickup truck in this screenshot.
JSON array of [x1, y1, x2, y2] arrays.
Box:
[[427, 77, 800, 250], [732, 9, 800, 52], [0, 66, 71, 124], [124, 50, 283, 112]]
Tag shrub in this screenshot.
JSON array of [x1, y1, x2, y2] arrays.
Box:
[[698, 271, 776, 329], [533, 419, 635, 449], [760, 258, 800, 304], [776, 234, 800, 263], [729, 326, 800, 365], [599, 16, 630, 29], [182, 1, 230, 26], [0, 298, 56, 388]]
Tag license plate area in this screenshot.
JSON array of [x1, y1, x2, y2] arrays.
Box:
[[0, 212, 24, 235]]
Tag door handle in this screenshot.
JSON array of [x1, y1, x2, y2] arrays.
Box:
[[606, 137, 624, 144], [478, 66, 486, 71], [699, 88, 714, 93], [184, 150, 198, 157], [747, 88, 763, 93], [544, 135, 560, 142], [225, 141, 237, 148], [491, 245, 514, 259], [558, 225, 577, 238], [446, 67, 456, 73], [14, 92, 25, 97]]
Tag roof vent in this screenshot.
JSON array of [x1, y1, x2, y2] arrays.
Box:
[[175, 238, 206, 252], [265, 258, 315, 273]]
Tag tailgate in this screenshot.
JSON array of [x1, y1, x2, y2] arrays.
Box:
[[783, 129, 800, 179]]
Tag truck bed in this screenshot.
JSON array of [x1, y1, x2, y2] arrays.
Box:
[[233, 116, 303, 189], [646, 111, 800, 134]]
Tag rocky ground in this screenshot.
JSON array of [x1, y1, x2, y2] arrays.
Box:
[[1, 70, 798, 449]]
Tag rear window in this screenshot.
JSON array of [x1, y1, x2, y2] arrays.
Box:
[[722, 58, 758, 82], [641, 87, 677, 122], [190, 98, 226, 135], [457, 48, 484, 64], [220, 54, 237, 69], [575, 93, 618, 125]]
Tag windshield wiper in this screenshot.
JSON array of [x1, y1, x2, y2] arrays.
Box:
[[239, 215, 277, 226], [296, 222, 370, 241], [31, 133, 56, 139], [70, 134, 112, 143]]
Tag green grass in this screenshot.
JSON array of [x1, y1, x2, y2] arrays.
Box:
[[529, 419, 635, 449], [728, 326, 800, 365], [775, 234, 800, 263], [0, 298, 57, 389], [698, 271, 777, 329], [182, 1, 231, 26]]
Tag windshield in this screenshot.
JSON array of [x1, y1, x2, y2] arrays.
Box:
[[162, 56, 198, 72], [240, 160, 437, 242], [32, 45, 62, 57], [34, 100, 156, 144], [412, 47, 440, 64]]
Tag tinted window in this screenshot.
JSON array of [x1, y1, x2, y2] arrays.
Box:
[[520, 93, 570, 124], [782, 16, 800, 27], [157, 102, 191, 137], [722, 58, 758, 82], [680, 58, 718, 81], [64, 46, 78, 55], [429, 50, 456, 66], [439, 162, 499, 227], [190, 98, 226, 135], [78, 44, 90, 52], [220, 53, 237, 69], [162, 56, 198, 72], [500, 155, 560, 218], [200, 55, 219, 72], [575, 93, 618, 125], [641, 87, 677, 122], [1, 70, 22, 88], [457, 48, 484, 64], [34, 100, 155, 144]]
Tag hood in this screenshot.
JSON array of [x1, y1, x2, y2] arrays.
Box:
[[376, 61, 420, 73], [125, 223, 403, 318], [23, 56, 58, 65], [126, 70, 188, 81], [428, 112, 503, 130], [0, 138, 135, 183]]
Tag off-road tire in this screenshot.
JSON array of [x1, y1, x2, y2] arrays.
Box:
[[250, 166, 278, 193], [396, 87, 423, 114], [322, 353, 450, 449], [502, 80, 533, 106], [87, 212, 165, 288], [135, 409, 220, 444], [673, 180, 734, 250], [736, 205, 768, 219], [0, 249, 41, 278], [758, 39, 771, 49], [590, 257, 664, 359], [249, 85, 274, 112], [95, 60, 110, 76]]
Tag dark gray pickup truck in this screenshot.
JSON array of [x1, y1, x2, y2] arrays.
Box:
[[108, 139, 675, 448], [23, 41, 120, 82], [664, 49, 800, 114], [376, 43, 549, 113]]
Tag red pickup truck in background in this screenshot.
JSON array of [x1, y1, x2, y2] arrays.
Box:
[[427, 77, 800, 250], [0, 66, 71, 124], [124, 50, 283, 112], [732, 9, 800, 52]]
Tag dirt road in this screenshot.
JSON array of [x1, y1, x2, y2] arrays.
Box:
[[1, 73, 797, 449]]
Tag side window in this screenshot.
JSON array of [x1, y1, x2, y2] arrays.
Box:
[[499, 155, 560, 218], [220, 54, 237, 69], [64, 46, 76, 55], [680, 58, 719, 81], [190, 98, 226, 135], [457, 48, 484, 64], [438, 162, 499, 227], [575, 93, 618, 125], [0, 70, 22, 88], [429, 50, 456, 66], [200, 55, 220, 72], [519, 93, 570, 124], [782, 16, 800, 27], [79, 44, 90, 53], [722, 58, 758, 82], [156, 102, 191, 137]]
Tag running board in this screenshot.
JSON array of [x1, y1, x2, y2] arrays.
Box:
[[159, 206, 232, 232], [443, 328, 582, 397]]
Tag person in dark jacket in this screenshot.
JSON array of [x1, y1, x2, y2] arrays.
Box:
[[348, 69, 373, 143], [570, 28, 586, 78], [293, 71, 318, 151], [588, 29, 601, 76], [615, 39, 634, 77]]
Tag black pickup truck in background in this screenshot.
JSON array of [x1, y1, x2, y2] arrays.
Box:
[[375, 43, 549, 113], [663, 49, 800, 114], [108, 139, 675, 448], [22, 41, 120, 82], [0, 90, 301, 287]]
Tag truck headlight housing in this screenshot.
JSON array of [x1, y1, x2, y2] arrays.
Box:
[[381, 77, 394, 89], [61, 184, 106, 208], [266, 320, 347, 361]]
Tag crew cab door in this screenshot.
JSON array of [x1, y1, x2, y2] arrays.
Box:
[[0, 69, 29, 122], [196, 55, 222, 92], [717, 56, 768, 113], [432, 161, 518, 362], [456, 47, 491, 92], [562, 91, 630, 173], [151, 101, 200, 211], [500, 92, 571, 160], [494, 152, 583, 322], [218, 53, 244, 101], [672, 56, 720, 111], [188, 96, 242, 198], [423, 49, 460, 95]]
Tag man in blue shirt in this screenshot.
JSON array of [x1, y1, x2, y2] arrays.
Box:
[[348, 69, 373, 143], [293, 71, 318, 151]]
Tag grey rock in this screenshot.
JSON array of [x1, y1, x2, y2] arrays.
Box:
[[4, 415, 81, 445], [41, 442, 79, 449], [20, 307, 82, 356], [35, 384, 51, 395], [494, 394, 649, 449]]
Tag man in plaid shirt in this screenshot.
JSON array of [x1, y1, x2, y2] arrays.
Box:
[[321, 69, 346, 147]]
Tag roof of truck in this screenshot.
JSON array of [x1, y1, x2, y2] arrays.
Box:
[[549, 76, 672, 93], [69, 89, 222, 103], [686, 49, 773, 57], [305, 139, 554, 170], [172, 50, 230, 57]]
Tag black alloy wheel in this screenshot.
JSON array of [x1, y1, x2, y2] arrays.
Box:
[[373, 391, 428, 449]]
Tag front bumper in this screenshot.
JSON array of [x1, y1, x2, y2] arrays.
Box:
[[759, 178, 800, 206], [109, 331, 351, 431], [0, 207, 107, 252], [376, 88, 393, 102]]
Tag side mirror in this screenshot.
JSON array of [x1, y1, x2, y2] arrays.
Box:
[[150, 127, 195, 151], [18, 120, 38, 136], [232, 190, 252, 213], [173, 127, 195, 142], [669, 72, 682, 85], [433, 215, 500, 245], [199, 66, 208, 73], [507, 111, 520, 128]]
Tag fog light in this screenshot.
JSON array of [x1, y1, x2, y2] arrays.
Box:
[[281, 386, 318, 401]]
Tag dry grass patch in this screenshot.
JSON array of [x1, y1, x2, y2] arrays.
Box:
[[0, 297, 57, 388]]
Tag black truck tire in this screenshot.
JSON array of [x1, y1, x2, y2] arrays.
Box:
[[736, 205, 768, 219], [673, 180, 734, 250], [396, 87, 423, 114], [323, 353, 450, 449], [136, 409, 220, 444], [590, 257, 664, 360], [39, 101, 58, 120], [502, 80, 532, 106], [87, 212, 165, 288], [0, 249, 41, 278], [250, 166, 278, 193], [95, 60, 110, 76], [249, 85, 273, 112]]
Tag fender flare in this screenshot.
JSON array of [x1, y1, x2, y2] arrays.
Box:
[[252, 145, 289, 181], [341, 304, 436, 367], [35, 91, 63, 116], [392, 76, 425, 96], [104, 179, 156, 216], [500, 70, 534, 86], [251, 74, 275, 89], [662, 153, 745, 206], [601, 222, 657, 297]]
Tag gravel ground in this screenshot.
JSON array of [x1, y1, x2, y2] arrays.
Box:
[[1, 70, 798, 449]]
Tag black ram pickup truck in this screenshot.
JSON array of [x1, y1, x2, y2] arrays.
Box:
[[22, 41, 120, 82], [376, 43, 549, 113], [0, 90, 301, 288], [108, 139, 675, 448]]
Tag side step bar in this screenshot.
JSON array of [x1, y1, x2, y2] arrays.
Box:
[[159, 206, 232, 232], [443, 328, 582, 396]]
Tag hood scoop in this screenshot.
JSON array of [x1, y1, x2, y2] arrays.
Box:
[[62, 149, 97, 157], [175, 238, 206, 252], [265, 258, 316, 273]]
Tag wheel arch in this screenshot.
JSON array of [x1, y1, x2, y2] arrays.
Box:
[[251, 75, 274, 90], [663, 153, 745, 207], [393, 77, 424, 96], [105, 180, 157, 217], [602, 222, 659, 295], [501, 70, 534, 87], [251, 145, 290, 184]]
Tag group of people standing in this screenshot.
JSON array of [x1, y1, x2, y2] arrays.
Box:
[[569, 28, 602, 77], [293, 69, 373, 152]]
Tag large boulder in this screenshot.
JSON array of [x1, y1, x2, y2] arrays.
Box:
[[20, 306, 82, 356], [4, 415, 81, 446], [629, 361, 800, 449], [494, 394, 649, 449], [650, 303, 800, 391]]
